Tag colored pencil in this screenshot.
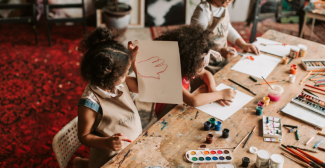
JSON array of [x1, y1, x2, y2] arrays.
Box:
[[296, 148, 325, 167], [228, 79, 257, 95], [243, 125, 257, 148], [304, 88, 325, 96], [311, 70, 325, 72], [303, 89, 319, 97], [261, 76, 274, 90], [282, 145, 321, 168], [288, 145, 317, 153], [281, 152, 311, 167], [233, 132, 250, 152], [305, 84, 325, 93], [318, 132, 325, 137], [311, 77, 325, 81], [300, 71, 313, 85], [255, 80, 285, 85], [123, 139, 132, 143], [314, 140, 323, 148]]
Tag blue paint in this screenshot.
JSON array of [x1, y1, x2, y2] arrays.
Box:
[[219, 156, 225, 160], [212, 157, 218, 160], [215, 121, 222, 131], [205, 157, 211, 161]]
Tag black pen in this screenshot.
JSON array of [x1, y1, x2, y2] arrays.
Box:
[[228, 79, 257, 95], [243, 125, 257, 148]]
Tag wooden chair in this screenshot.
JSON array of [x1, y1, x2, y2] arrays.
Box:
[[300, 12, 325, 38], [52, 117, 82, 168], [43, 0, 86, 46], [0, 1, 38, 44]]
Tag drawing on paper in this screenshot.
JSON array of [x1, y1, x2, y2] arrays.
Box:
[[137, 56, 168, 79]]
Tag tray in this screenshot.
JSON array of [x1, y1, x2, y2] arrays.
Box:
[[302, 59, 325, 71], [185, 149, 233, 163], [262, 115, 282, 139]]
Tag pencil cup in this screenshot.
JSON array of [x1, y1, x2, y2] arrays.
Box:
[[256, 106, 263, 116], [268, 85, 284, 101], [209, 118, 216, 127], [215, 121, 222, 131], [263, 97, 270, 106]]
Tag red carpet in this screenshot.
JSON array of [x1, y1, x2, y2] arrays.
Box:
[[0, 23, 90, 167]]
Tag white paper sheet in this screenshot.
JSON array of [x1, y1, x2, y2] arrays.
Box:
[[135, 41, 183, 104], [195, 83, 254, 121], [231, 53, 281, 79], [253, 37, 291, 57]]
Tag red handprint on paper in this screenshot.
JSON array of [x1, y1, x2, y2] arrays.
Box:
[[137, 56, 168, 79]]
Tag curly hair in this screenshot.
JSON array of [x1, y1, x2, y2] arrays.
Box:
[[155, 24, 216, 79], [79, 27, 130, 91]]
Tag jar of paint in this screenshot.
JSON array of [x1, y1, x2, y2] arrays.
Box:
[[256, 106, 263, 116], [268, 85, 284, 101], [289, 74, 296, 83], [204, 121, 211, 131], [209, 118, 216, 127], [263, 97, 270, 106], [206, 134, 213, 144], [282, 57, 289, 64], [290, 64, 297, 75], [215, 121, 222, 131], [256, 150, 271, 168], [298, 44, 307, 57], [222, 128, 229, 138], [242, 157, 250, 167], [258, 101, 265, 108], [289, 46, 300, 58], [269, 154, 284, 168]]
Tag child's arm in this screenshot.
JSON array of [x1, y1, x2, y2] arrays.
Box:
[[200, 69, 217, 92], [125, 76, 138, 93], [78, 106, 126, 151], [126, 41, 139, 93], [235, 38, 260, 55]]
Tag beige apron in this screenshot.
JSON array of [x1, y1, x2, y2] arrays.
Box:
[[88, 83, 142, 168], [205, 2, 230, 74]]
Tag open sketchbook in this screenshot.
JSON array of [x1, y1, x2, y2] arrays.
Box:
[[195, 83, 254, 121], [253, 37, 291, 57]]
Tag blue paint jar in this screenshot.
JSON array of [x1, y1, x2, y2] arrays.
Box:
[[256, 106, 263, 116], [215, 121, 222, 131], [204, 121, 211, 131]]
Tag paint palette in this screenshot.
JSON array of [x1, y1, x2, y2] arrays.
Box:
[[302, 59, 325, 71], [262, 115, 282, 139], [291, 91, 325, 117], [185, 149, 233, 163]]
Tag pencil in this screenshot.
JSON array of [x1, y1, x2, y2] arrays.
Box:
[[305, 84, 325, 93], [296, 148, 325, 167], [255, 80, 285, 85], [243, 125, 257, 148], [318, 132, 325, 137], [233, 132, 250, 152], [304, 88, 325, 96], [228, 79, 257, 95], [261, 76, 274, 90], [282, 145, 321, 168], [303, 89, 319, 97], [281, 152, 311, 167], [300, 71, 313, 85], [311, 77, 325, 81]]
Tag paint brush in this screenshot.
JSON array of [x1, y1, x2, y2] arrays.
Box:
[[287, 145, 317, 153], [233, 132, 250, 152], [243, 125, 257, 148], [261, 76, 274, 90], [260, 43, 287, 46], [304, 88, 325, 96], [255, 80, 285, 85], [296, 148, 325, 167], [282, 145, 321, 168], [228, 79, 257, 95], [281, 152, 311, 167], [303, 89, 319, 98], [300, 71, 313, 85]]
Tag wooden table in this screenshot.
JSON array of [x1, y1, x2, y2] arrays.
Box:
[[103, 30, 325, 168]]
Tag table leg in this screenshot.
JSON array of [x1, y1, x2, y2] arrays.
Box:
[[300, 13, 308, 38], [310, 17, 315, 40]]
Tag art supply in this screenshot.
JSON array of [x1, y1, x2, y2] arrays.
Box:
[[243, 125, 256, 148], [261, 76, 273, 90], [291, 91, 325, 117], [209, 118, 216, 127], [233, 132, 250, 152], [289, 46, 300, 58], [282, 57, 289, 64], [249, 76, 257, 82], [263, 97, 270, 106], [123, 139, 132, 143], [287, 58, 294, 65], [256, 106, 263, 116], [242, 157, 250, 167], [222, 129, 229, 138], [318, 147, 325, 151], [287, 145, 317, 153], [269, 154, 284, 168], [206, 134, 214, 144], [290, 64, 297, 75], [306, 137, 315, 145], [318, 132, 325, 137], [283, 124, 297, 128], [228, 79, 257, 95], [296, 130, 300, 140], [300, 71, 313, 85], [215, 121, 222, 131], [268, 85, 284, 101], [296, 148, 325, 167], [289, 74, 296, 83], [302, 59, 325, 71], [249, 146, 258, 154], [264, 138, 282, 142], [282, 145, 321, 168], [298, 44, 307, 57], [314, 140, 323, 148], [253, 37, 291, 57], [304, 88, 325, 96], [281, 152, 311, 168], [263, 116, 282, 139], [267, 116, 280, 122], [185, 149, 233, 163], [289, 126, 297, 133], [228, 49, 244, 57], [255, 80, 285, 85], [303, 88, 319, 97], [310, 77, 325, 81], [256, 150, 271, 168], [196, 83, 254, 121], [204, 121, 211, 131]]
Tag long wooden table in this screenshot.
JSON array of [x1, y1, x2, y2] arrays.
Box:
[[103, 30, 325, 168]]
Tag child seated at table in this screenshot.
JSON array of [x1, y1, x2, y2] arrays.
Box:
[[153, 25, 237, 120], [73, 27, 141, 168]]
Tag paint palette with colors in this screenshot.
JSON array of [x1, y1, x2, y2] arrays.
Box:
[[185, 149, 233, 163]]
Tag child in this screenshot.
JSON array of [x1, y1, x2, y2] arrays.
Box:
[[191, 0, 260, 74], [153, 25, 237, 120], [74, 27, 141, 168]]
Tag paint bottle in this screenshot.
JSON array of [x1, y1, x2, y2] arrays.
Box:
[[209, 118, 216, 127], [258, 101, 265, 108], [263, 97, 270, 106], [204, 121, 211, 131], [222, 128, 229, 138], [268, 85, 284, 101], [282, 57, 289, 64], [270, 154, 284, 168], [290, 64, 297, 75], [242, 157, 250, 167], [289, 74, 296, 83], [256, 150, 271, 168], [298, 44, 307, 57], [264, 129, 281, 135], [206, 134, 213, 144], [265, 122, 280, 128], [267, 117, 280, 122], [215, 121, 222, 131], [264, 138, 282, 142], [256, 106, 263, 116], [289, 46, 300, 58]]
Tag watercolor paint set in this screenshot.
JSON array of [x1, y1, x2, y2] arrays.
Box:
[[302, 59, 325, 71], [262, 115, 282, 139], [185, 149, 233, 163], [291, 91, 325, 117]]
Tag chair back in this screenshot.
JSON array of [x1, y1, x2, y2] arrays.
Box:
[[52, 117, 81, 168]]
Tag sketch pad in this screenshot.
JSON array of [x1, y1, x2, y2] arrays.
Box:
[[195, 83, 254, 121], [253, 37, 291, 57], [231, 53, 281, 79]]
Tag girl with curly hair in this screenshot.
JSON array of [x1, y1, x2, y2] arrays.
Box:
[[191, 0, 260, 74], [151, 25, 237, 121], [73, 27, 141, 168]]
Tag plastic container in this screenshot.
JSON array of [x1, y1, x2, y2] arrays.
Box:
[[263, 97, 270, 106], [289, 74, 296, 83], [185, 149, 233, 163], [268, 85, 284, 101], [204, 121, 211, 131], [222, 129, 229, 138], [269, 154, 284, 168], [256, 150, 271, 168], [289, 46, 300, 58], [242, 157, 250, 167], [298, 44, 307, 57], [256, 106, 263, 116], [215, 121, 222, 131], [209, 118, 216, 127]]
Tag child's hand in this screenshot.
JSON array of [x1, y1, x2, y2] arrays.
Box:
[[241, 43, 260, 55], [220, 47, 238, 60], [128, 41, 138, 62], [106, 133, 127, 151], [217, 99, 233, 106], [221, 88, 237, 100]]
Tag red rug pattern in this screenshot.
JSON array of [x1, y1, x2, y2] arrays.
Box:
[[0, 23, 90, 168]]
